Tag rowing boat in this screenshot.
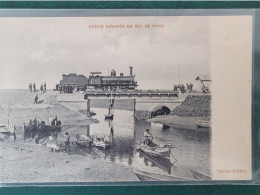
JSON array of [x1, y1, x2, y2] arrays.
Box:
[[196, 120, 211, 128], [75, 134, 92, 147], [133, 168, 193, 181], [136, 143, 171, 159], [105, 113, 113, 120], [93, 136, 112, 149]]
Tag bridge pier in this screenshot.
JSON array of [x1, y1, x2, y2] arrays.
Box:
[[133, 99, 136, 119], [86, 125, 90, 136], [87, 99, 91, 117]]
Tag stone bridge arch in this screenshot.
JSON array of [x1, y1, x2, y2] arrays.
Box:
[[134, 99, 182, 120]]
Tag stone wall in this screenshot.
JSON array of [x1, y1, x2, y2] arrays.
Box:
[[171, 95, 211, 117]]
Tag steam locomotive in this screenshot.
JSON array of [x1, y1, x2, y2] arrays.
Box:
[[56, 67, 138, 93]]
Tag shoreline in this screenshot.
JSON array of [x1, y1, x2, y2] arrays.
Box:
[[0, 90, 210, 183], [0, 141, 138, 183], [0, 91, 139, 183]]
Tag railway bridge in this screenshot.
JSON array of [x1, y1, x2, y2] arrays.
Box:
[[57, 91, 185, 119]]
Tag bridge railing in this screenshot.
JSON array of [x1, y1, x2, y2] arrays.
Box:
[[84, 91, 178, 99]]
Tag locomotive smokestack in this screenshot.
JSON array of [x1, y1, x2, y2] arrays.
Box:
[[130, 66, 133, 76]]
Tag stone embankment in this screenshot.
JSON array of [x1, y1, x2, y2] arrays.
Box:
[[171, 95, 211, 118], [147, 94, 211, 130]]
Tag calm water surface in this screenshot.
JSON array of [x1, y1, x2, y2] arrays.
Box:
[[75, 108, 211, 180]]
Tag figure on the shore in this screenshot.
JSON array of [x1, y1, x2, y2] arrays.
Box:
[[34, 94, 38, 104], [48, 116, 53, 126], [173, 84, 177, 92], [189, 82, 193, 92], [43, 82, 46, 93], [33, 118, 38, 127], [51, 116, 58, 126], [59, 85, 63, 94], [12, 126, 16, 141], [186, 82, 193, 93], [35, 133, 39, 145], [64, 132, 70, 154], [40, 84, 43, 94], [143, 129, 153, 146], [33, 83, 36, 92], [56, 84, 59, 91], [29, 83, 32, 92]]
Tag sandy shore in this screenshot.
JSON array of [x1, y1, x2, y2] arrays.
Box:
[[0, 141, 137, 183], [0, 90, 138, 183]]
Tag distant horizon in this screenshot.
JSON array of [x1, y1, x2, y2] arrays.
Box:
[[0, 16, 210, 90]]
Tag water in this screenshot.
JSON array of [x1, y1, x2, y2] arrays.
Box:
[[0, 90, 210, 180], [76, 108, 211, 180]]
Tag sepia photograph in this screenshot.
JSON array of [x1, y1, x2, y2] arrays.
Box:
[[0, 14, 252, 183]]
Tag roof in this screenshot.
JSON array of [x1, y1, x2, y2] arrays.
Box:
[[195, 75, 211, 81], [90, 72, 102, 75]]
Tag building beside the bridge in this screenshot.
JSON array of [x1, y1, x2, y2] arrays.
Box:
[[195, 75, 211, 92]]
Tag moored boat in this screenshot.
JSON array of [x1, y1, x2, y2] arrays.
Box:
[[190, 169, 211, 180], [133, 168, 194, 181], [136, 148, 172, 174], [105, 113, 114, 120], [136, 143, 171, 159], [93, 136, 112, 149], [75, 134, 92, 147], [196, 120, 211, 128], [0, 124, 12, 133]]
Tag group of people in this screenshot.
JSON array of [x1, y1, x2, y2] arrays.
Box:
[[48, 116, 61, 127], [201, 84, 210, 93], [29, 83, 37, 93], [40, 83, 47, 94], [57, 84, 76, 94], [173, 83, 186, 93], [29, 82, 47, 93], [173, 82, 193, 93]]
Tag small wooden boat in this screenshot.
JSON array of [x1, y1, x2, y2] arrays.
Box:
[[196, 120, 211, 128], [93, 136, 112, 149], [0, 121, 15, 134], [133, 168, 194, 181], [105, 113, 114, 120], [190, 169, 211, 180], [136, 149, 172, 174], [75, 134, 92, 147], [136, 143, 171, 159], [0, 124, 12, 133]]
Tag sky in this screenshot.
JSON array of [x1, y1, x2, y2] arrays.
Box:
[[0, 16, 210, 90]]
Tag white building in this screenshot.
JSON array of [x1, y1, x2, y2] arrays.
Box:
[[195, 75, 211, 92]]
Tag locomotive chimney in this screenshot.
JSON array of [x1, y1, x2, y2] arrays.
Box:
[[130, 66, 133, 76]]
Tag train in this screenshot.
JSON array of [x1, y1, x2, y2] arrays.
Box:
[[56, 67, 138, 93]]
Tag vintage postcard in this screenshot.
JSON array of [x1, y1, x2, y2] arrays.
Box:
[[0, 12, 252, 184]]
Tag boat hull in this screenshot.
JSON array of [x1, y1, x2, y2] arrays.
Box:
[[93, 140, 111, 149], [76, 140, 92, 147], [196, 120, 211, 128], [133, 168, 193, 181], [136, 145, 171, 159], [105, 114, 113, 120]]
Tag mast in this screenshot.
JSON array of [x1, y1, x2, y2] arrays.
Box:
[[8, 100, 10, 127], [178, 56, 181, 84], [108, 90, 114, 115]]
